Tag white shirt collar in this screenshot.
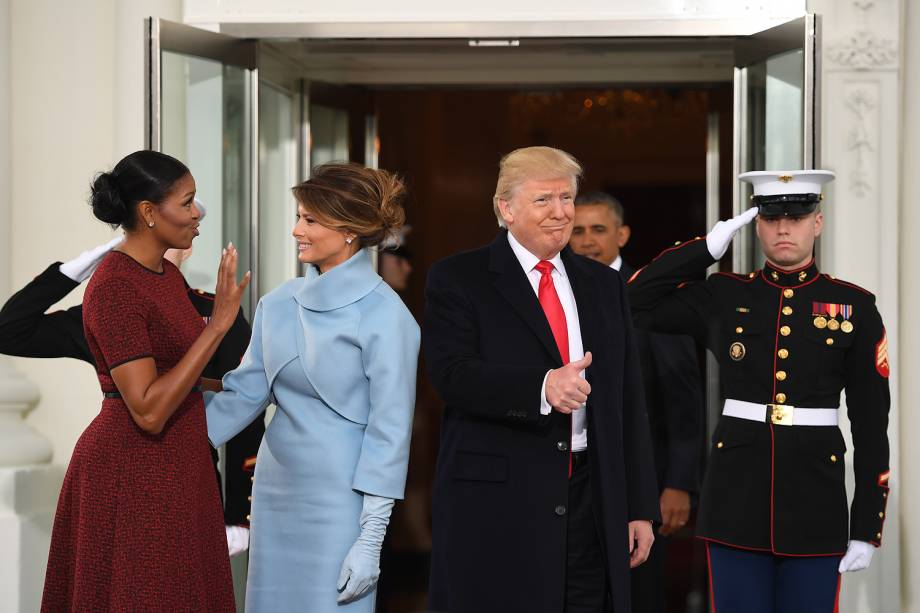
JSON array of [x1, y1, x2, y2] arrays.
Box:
[[506, 231, 566, 276], [610, 255, 622, 271]]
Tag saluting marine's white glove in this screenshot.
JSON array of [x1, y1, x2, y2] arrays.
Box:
[[225, 525, 250, 558], [705, 207, 758, 260], [59, 235, 125, 282], [336, 494, 395, 604], [838, 540, 875, 573]]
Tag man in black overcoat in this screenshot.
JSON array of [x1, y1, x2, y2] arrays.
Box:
[[424, 146, 660, 613]]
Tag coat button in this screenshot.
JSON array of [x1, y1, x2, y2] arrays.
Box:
[[784, 289, 794, 298], [778, 349, 789, 359], [556, 441, 569, 452], [826, 338, 834, 346], [775, 371, 787, 381], [246, 514, 252, 521], [830, 455, 837, 463], [879, 512, 885, 518], [877, 532, 882, 539], [780, 326, 791, 336], [735, 326, 744, 333], [775, 393, 787, 403], [782, 306, 793, 315], [555, 505, 567, 516], [716, 442, 724, 449]]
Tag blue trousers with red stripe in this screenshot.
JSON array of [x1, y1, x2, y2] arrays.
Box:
[[707, 543, 842, 613]]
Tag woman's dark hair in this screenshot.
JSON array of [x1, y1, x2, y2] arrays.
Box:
[[90, 150, 190, 231], [291, 162, 407, 248]]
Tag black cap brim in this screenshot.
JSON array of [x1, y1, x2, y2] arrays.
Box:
[[753, 193, 820, 218]]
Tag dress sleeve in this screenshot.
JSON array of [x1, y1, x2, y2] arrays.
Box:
[[206, 300, 272, 447], [83, 275, 153, 369], [352, 302, 421, 500]]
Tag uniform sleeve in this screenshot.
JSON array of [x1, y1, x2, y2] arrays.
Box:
[[0, 263, 94, 363], [844, 299, 891, 545], [83, 275, 153, 369], [206, 301, 272, 447], [352, 304, 421, 500], [618, 274, 663, 522], [627, 239, 717, 343]]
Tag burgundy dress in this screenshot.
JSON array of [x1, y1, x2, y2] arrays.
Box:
[[41, 252, 235, 612]]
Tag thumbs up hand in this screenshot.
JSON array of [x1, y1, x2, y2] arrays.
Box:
[[545, 352, 592, 414]]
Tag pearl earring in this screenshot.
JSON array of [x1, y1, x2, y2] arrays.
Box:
[[346, 237, 353, 244], [148, 221, 155, 228]]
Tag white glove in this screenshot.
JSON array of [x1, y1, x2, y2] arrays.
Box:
[[59, 235, 125, 282], [336, 494, 395, 604], [705, 206, 758, 260], [838, 540, 875, 573], [225, 525, 250, 558]]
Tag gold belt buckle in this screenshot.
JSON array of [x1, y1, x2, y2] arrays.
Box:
[[767, 403, 794, 426]]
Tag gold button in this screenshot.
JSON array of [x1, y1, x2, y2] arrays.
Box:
[[674, 241, 681, 246], [879, 512, 885, 518], [784, 289, 794, 298], [246, 514, 252, 521], [782, 306, 793, 315], [877, 532, 882, 539], [771, 271, 779, 281], [776, 371, 787, 381], [780, 326, 791, 336], [735, 326, 744, 333], [775, 393, 787, 403], [883, 492, 888, 498], [826, 338, 834, 346], [778, 348, 789, 359], [247, 496, 253, 501], [830, 455, 837, 463], [716, 442, 724, 449], [748, 272, 756, 279]]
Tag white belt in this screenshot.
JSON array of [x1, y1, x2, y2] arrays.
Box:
[[723, 399, 838, 426]]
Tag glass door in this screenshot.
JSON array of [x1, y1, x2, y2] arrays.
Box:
[[146, 18, 258, 317], [731, 15, 820, 272]]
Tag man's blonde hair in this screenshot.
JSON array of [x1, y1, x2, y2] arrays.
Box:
[[492, 146, 583, 228]]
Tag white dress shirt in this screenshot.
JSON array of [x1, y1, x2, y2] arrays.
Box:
[[610, 255, 622, 271], [506, 232, 587, 452]]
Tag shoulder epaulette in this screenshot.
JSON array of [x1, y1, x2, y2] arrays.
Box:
[[822, 274, 873, 296]]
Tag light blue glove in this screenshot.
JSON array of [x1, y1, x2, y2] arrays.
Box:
[[336, 494, 395, 604]]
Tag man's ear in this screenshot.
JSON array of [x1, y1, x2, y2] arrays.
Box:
[[497, 199, 514, 226], [814, 212, 824, 238], [617, 224, 631, 249]]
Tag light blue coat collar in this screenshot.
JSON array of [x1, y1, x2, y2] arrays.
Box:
[[293, 249, 382, 312]]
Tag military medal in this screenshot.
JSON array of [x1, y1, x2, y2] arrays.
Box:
[[841, 320, 854, 333], [814, 316, 827, 329], [828, 319, 840, 331], [729, 342, 746, 361]]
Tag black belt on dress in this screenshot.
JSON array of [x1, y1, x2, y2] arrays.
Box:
[[103, 385, 202, 399]]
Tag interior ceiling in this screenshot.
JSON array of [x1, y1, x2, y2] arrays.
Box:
[[261, 37, 737, 86]]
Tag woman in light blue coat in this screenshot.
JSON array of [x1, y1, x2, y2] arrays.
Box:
[[206, 163, 419, 612]]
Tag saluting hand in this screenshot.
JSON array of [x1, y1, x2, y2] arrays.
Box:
[[209, 243, 251, 335], [706, 206, 758, 260], [545, 352, 592, 414]]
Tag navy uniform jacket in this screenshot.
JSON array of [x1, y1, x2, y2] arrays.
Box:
[[424, 232, 660, 613], [627, 239, 890, 555], [0, 262, 262, 526], [621, 262, 702, 496]]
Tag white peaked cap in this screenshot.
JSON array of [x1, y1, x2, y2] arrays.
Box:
[[739, 170, 836, 196]]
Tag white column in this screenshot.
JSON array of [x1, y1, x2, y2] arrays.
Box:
[[808, 0, 902, 611], [0, 1, 64, 611], [898, 2, 920, 611]]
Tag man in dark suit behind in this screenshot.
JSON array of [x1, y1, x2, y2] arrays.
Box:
[[570, 191, 704, 613], [423, 147, 660, 613]]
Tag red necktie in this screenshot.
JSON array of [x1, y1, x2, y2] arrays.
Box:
[[535, 260, 573, 477], [535, 261, 569, 364]]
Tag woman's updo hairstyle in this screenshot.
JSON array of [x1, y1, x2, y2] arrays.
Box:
[[291, 162, 406, 247], [90, 150, 190, 231]]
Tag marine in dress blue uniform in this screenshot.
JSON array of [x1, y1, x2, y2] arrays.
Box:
[[628, 171, 890, 612]]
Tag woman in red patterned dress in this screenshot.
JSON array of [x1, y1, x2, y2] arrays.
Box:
[[41, 150, 250, 612]]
